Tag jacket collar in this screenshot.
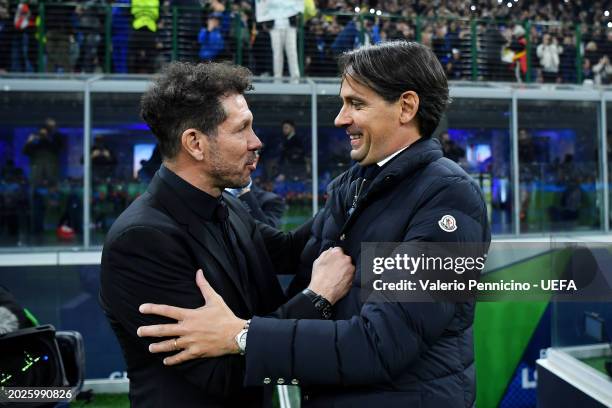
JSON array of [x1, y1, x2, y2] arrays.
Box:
[[342, 137, 443, 194], [373, 137, 443, 183], [157, 164, 220, 221]]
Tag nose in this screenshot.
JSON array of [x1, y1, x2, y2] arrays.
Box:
[[334, 104, 352, 128], [247, 128, 263, 151]]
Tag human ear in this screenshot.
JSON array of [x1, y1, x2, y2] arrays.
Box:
[[181, 128, 207, 161], [399, 91, 419, 125]]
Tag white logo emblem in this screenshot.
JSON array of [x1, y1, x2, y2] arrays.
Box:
[[438, 215, 457, 232]]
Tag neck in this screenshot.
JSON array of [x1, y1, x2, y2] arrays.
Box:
[[164, 160, 222, 198], [391, 129, 422, 154]]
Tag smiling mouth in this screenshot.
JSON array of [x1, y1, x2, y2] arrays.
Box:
[[349, 133, 362, 147]]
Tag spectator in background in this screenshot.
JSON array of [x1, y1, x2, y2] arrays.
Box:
[[0, 0, 10, 73], [11, 0, 37, 72], [481, 22, 506, 81], [112, 0, 131, 73], [226, 150, 285, 228], [593, 55, 612, 85], [446, 20, 461, 51], [560, 34, 577, 83], [251, 21, 272, 76], [23, 119, 64, 187], [129, 0, 159, 73], [510, 24, 527, 82], [23, 119, 64, 238], [270, 13, 300, 79], [582, 56, 594, 83], [91, 136, 117, 182], [331, 16, 366, 55], [432, 23, 450, 65], [74, 0, 105, 73], [440, 132, 465, 163], [446, 48, 466, 80], [90, 136, 117, 231], [583, 40, 599, 68], [304, 17, 333, 76], [536, 33, 563, 83], [45, 1, 74, 73], [153, 0, 173, 71], [231, 6, 253, 67], [171, 0, 200, 62], [278, 119, 309, 182], [198, 12, 224, 61]]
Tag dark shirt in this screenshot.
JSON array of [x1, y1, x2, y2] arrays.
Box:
[[158, 164, 219, 221], [158, 165, 251, 302]]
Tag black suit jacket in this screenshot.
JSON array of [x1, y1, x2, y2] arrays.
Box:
[[100, 172, 317, 407], [236, 184, 285, 228]]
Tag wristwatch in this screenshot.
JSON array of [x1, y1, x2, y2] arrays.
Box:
[[235, 319, 251, 355], [302, 288, 333, 319]]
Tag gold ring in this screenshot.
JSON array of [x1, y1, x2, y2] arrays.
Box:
[[173, 338, 178, 351]]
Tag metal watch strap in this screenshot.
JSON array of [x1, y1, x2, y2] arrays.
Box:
[[236, 319, 251, 355]]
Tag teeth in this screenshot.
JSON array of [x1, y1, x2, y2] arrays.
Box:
[[349, 134, 362, 140]]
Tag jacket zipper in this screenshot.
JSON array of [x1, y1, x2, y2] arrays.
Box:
[[348, 178, 367, 216]]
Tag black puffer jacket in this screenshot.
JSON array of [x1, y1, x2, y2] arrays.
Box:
[[245, 138, 491, 408]]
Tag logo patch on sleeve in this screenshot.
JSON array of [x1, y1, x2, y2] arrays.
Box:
[[438, 215, 457, 232]]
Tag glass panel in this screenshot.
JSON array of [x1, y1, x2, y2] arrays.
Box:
[[2, 264, 125, 379], [440, 98, 514, 234], [246, 94, 312, 230], [316, 95, 514, 235], [518, 100, 601, 233], [317, 94, 350, 209], [90, 92, 154, 246], [0, 92, 84, 247]]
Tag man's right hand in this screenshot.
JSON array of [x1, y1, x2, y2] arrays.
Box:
[[308, 247, 355, 305]]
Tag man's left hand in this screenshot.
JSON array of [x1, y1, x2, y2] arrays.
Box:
[[137, 269, 246, 365]]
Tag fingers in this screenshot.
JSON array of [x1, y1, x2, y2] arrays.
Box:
[[163, 349, 202, 366], [139, 303, 187, 320], [148, 338, 179, 354], [137, 322, 185, 338], [323, 246, 343, 254], [195, 269, 223, 304]]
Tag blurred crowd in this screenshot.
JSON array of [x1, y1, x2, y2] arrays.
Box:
[[1, 0, 612, 82]]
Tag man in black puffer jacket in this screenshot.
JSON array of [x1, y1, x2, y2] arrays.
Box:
[[137, 40, 491, 408]]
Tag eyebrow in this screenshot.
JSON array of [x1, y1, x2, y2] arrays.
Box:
[[235, 116, 252, 130], [341, 95, 367, 104]]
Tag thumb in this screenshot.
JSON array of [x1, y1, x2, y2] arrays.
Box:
[[195, 269, 221, 305]]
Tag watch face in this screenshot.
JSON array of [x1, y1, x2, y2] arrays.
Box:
[[238, 331, 248, 349]]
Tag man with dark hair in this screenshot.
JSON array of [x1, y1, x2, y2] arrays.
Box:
[[278, 119, 309, 181], [139, 41, 490, 407], [100, 61, 355, 407]]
